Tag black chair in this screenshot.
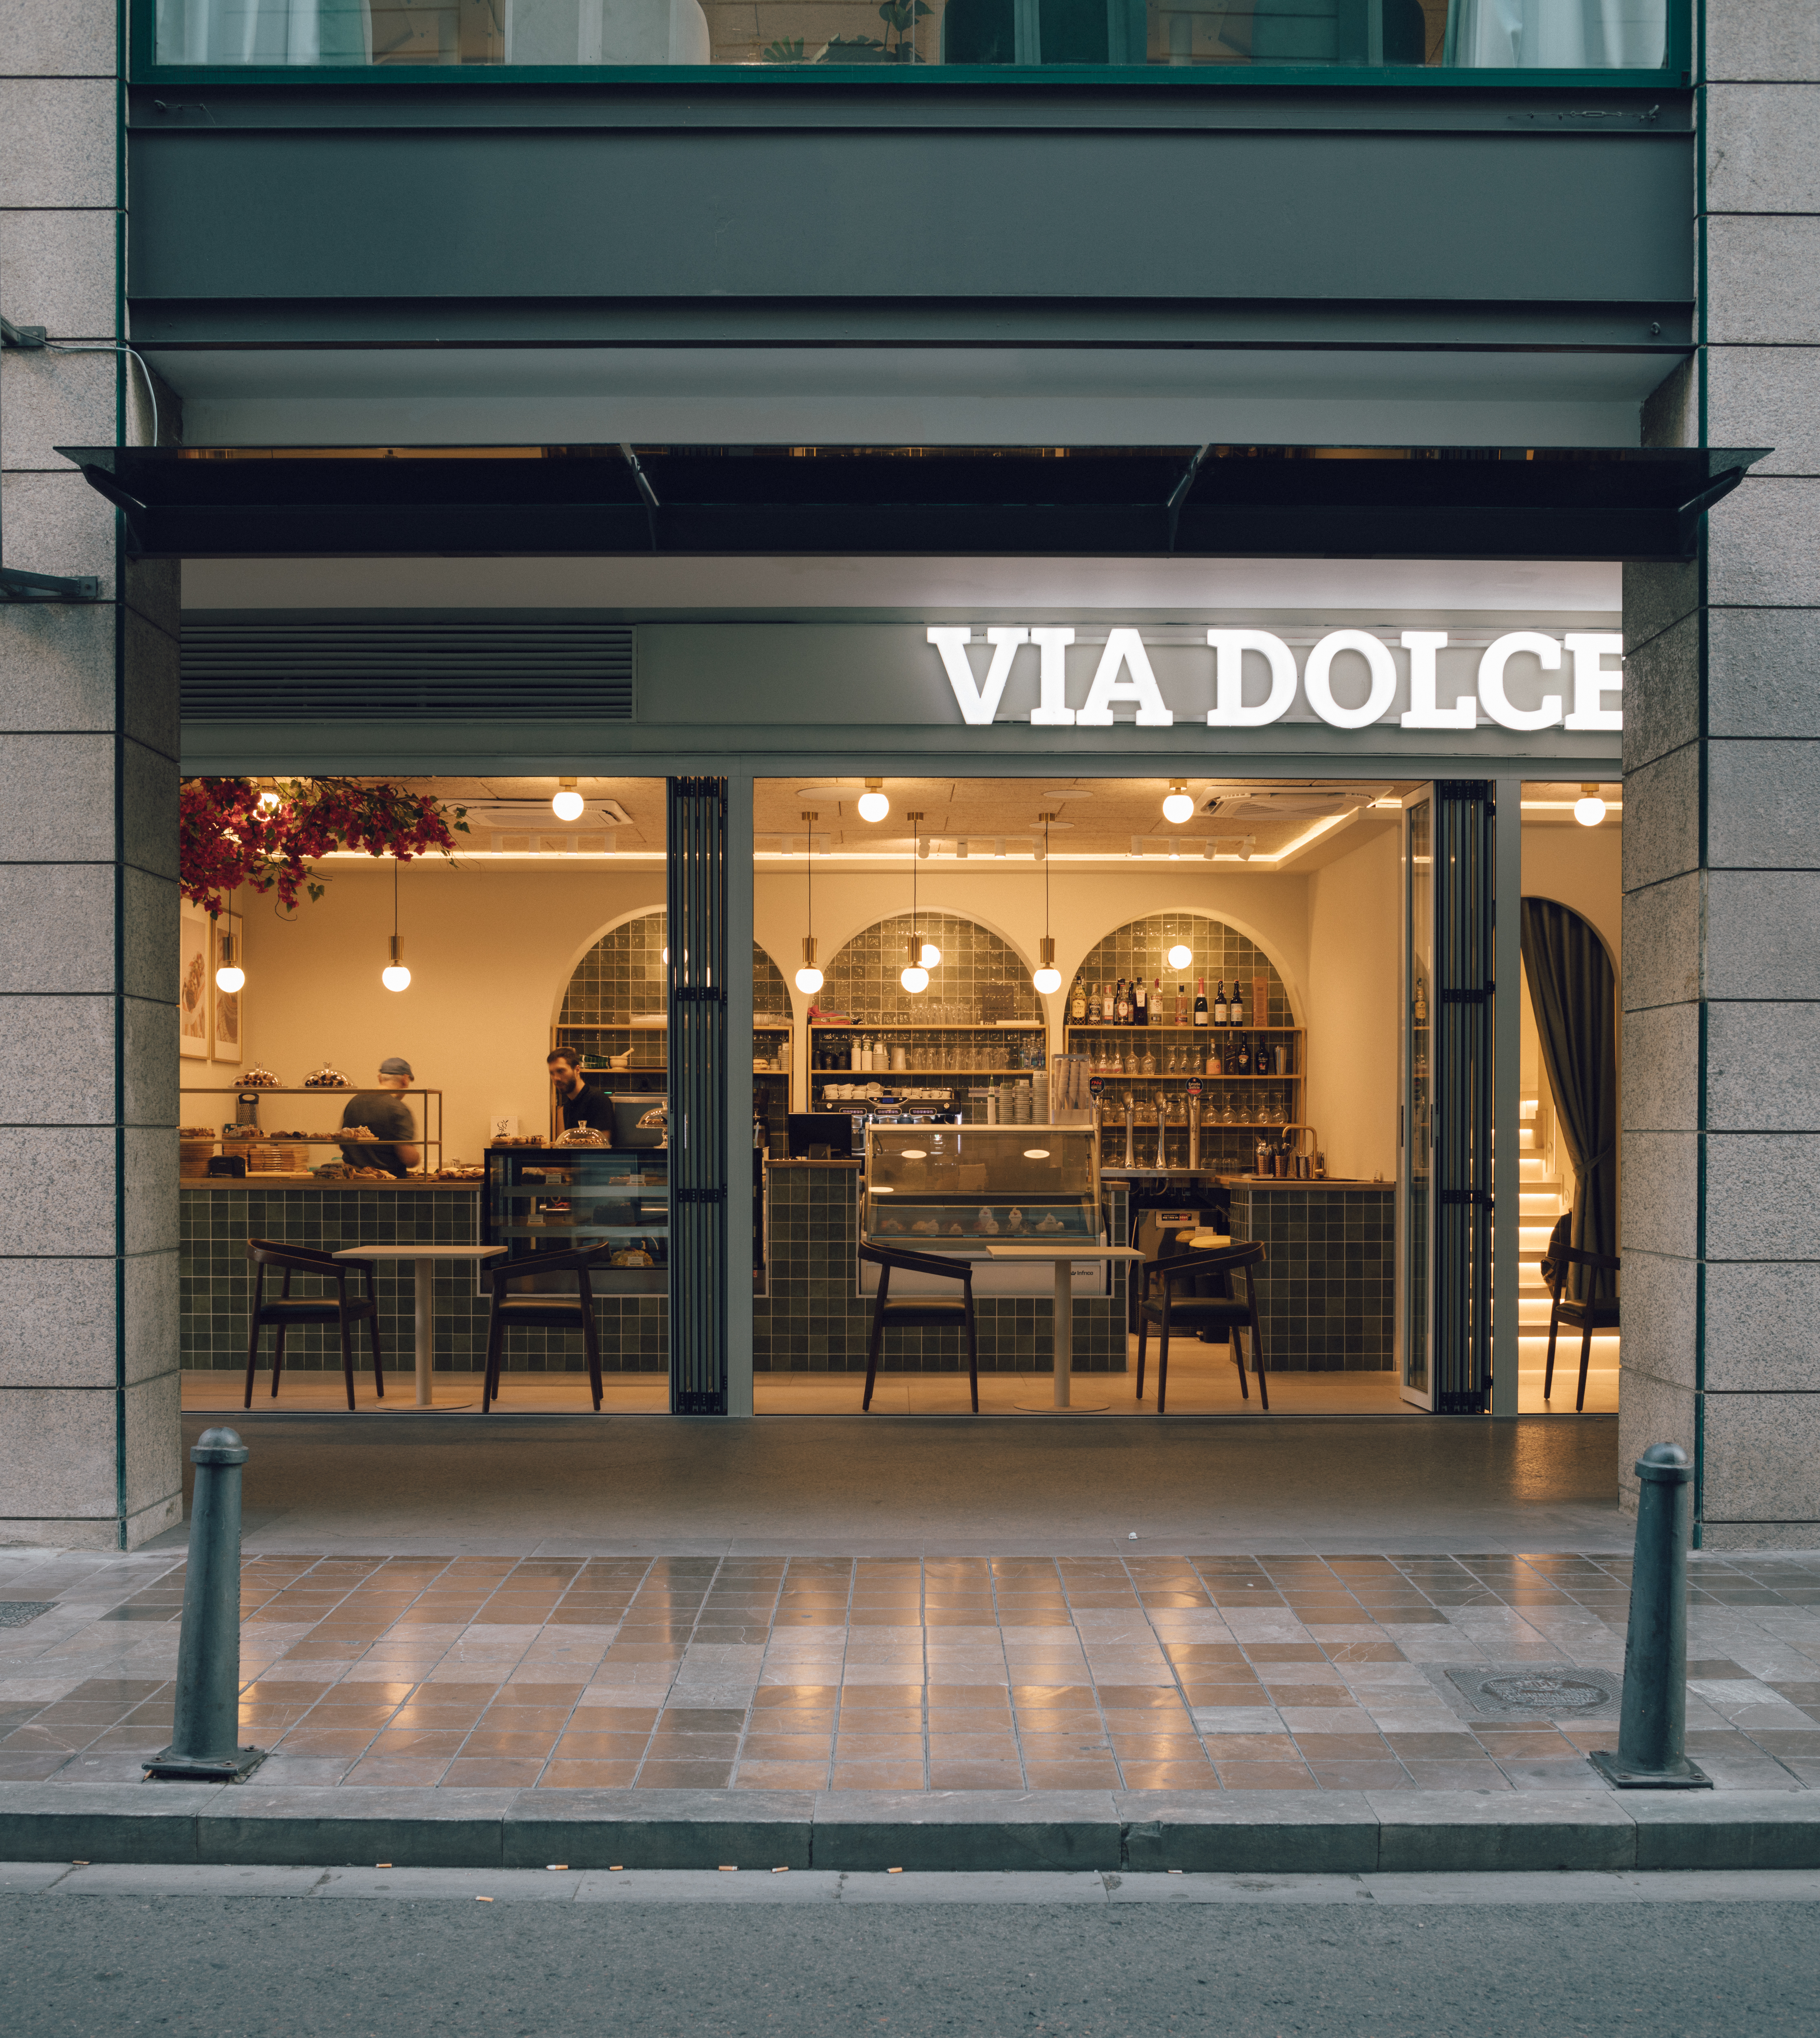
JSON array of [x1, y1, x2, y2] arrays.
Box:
[[481, 1243, 611, 1413], [858, 1243, 979, 1413], [1542, 1213, 1620, 1413], [1135, 1241, 1268, 1414], [243, 1239, 384, 1412]]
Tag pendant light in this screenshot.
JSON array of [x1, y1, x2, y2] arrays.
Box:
[[1031, 813, 1062, 995], [1574, 783, 1608, 827], [900, 812, 929, 994], [381, 856, 412, 992], [858, 778, 889, 823], [1162, 780, 1195, 825], [1167, 940, 1193, 971], [794, 811, 824, 994], [552, 777, 585, 823], [214, 891, 245, 994]]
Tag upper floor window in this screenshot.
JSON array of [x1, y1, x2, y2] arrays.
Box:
[[152, 0, 1671, 69]]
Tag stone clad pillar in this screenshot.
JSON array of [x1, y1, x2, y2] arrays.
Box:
[[1, 1, 185, 1545], [1620, 2, 1820, 1544]]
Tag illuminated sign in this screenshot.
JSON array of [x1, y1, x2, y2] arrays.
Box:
[[926, 627, 1623, 733]]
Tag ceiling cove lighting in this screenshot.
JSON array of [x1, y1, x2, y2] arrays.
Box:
[[1575, 784, 1608, 827], [1162, 781, 1195, 825], [901, 812, 929, 993], [858, 779, 890, 823], [794, 811, 824, 995], [1031, 813, 1063, 995], [552, 777, 585, 823], [381, 856, 411, 992]]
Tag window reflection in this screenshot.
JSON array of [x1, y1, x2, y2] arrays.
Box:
[[155, 0, 1666, 65]]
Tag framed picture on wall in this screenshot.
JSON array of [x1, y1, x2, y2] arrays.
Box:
[[212, 972, 242, 1063], [179, 907, 211, 1059]]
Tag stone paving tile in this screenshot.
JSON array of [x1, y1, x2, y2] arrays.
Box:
[[7, 1548, 1820, 1791]]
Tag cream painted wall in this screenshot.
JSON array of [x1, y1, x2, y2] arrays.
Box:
[[225, 860, 671, 1161], [1522, 819, 1622, 966], [1302, 827, 1401, 1184]]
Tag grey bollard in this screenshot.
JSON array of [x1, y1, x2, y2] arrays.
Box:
[[144, 1427, 267, 1783], [1590, 1442, 1712, 1790]]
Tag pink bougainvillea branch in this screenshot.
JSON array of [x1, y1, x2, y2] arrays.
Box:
[[179, 778, 468, 918]]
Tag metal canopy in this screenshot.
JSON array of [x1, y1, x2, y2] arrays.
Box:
[[59, 444, 1766, 562]]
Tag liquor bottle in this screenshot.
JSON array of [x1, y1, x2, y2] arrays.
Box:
[[1193, 978, 1208, 1026], [1085, 983, 1100, 1023], [1115, 979, 1131, 1025], [1070, 975, 1086, 1022], [1154, 978, 1165, 1026], [1175, 983, 1189, 1026], [1230, 983, 1246, 1026], [1213, 980, 1228, 1025], [1133, 977, 1147, 1026], [1238, 1035, 1252, 1076]]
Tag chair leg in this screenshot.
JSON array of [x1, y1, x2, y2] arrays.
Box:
[[337, 1307, 356, 1412], [270, 1324, 287, 1400], [1231, 1328, 1249, 1401], [367, 1299, 385, 1401], [1136, 1310, 1148, 1401], [482, 1304, 504, 1415], [1157, 1306, 1170, 1416], [863, 1296, 885, 1412], [243, 1317, 262, 1411], [1576, 1321, 1594, 1414], [1544, 1306, 1560, 1399], [965, 1292, 979, 1415], [582, 1296, 604, 1412], [1249, 1281, 1269, 1412]]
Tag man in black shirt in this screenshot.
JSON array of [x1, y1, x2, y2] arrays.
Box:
[[548, 1050, 614, 1137], [339, 1057, 421, 1177]]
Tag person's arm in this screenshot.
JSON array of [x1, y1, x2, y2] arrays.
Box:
[[389, 1099, 421, 1171]]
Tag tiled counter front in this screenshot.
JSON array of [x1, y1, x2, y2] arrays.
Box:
[[181, 1187, 666, 1374], [754, 1165, 1129, 1376], [1225, 1182, 1395, 1373]]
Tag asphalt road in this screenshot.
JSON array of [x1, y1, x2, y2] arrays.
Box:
[[4, 1869, 1818, 2037]]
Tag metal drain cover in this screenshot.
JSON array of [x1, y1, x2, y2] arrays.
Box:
[[0, 1602, 54, 1628], [1440, 1663, 1620, 1720]]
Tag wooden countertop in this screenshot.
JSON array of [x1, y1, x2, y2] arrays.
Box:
[[181, 1177, 481, 1189], [767, 1157, 861, 1169], [1219, 1175, 1388, 1190]]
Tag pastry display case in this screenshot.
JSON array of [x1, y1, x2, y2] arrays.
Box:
[[483, 1145, 670, 1292], [860, 1124, 1101, 1251]]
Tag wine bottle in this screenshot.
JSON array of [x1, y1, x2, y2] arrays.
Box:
[[1230, 983, 1246, 1026], [1193, 978, 1208, 1026], [1070, 975, 1086, 1022], [1213, 980, 1228, 1025]]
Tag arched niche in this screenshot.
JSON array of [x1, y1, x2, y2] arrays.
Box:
[[558, 907, 789, 1025], [1074, 911, 1295, 1026], [821, 909, 1040, 1024]]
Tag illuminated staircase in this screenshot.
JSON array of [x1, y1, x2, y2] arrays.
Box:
[[1515, 1094, 1618, 1409]]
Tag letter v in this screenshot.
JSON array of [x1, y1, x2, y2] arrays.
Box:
[[928, 627, 1028, 726]]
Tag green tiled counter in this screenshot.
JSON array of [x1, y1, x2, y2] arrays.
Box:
[[1223, 1180, 1395, 1372], [753, 1162, 1129, 1376]]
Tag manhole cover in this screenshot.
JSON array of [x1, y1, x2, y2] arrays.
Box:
[[1482, 1674, 1611, 1711], [1439, 1663, 1621, 1720], [0, 1602, 54, 1628]]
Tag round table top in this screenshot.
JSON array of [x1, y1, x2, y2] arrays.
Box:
[[332, 1244, 507, 1259]]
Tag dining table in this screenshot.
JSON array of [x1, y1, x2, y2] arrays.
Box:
[[333, 1243, 507, 1407], [983, 1242, 1144, 1410]]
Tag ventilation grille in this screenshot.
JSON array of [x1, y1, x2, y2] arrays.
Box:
[[181, 623, 635, 721]]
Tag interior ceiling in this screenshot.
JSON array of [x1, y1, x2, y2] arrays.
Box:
[[362, 775, 1620, 860]]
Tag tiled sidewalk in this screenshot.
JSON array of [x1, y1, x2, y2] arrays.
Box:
[[4, 1548, 1820, 1794]]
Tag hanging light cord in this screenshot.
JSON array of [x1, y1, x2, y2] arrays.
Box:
[[393, 854, 400, 940]]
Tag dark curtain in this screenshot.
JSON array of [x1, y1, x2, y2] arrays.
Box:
[[1519, 898, 1618, 1302]]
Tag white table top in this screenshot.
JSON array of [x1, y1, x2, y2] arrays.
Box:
[[332, 1245, 507, 1260]]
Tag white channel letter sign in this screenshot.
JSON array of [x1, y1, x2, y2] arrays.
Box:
[[925, 627, 1624, 733]]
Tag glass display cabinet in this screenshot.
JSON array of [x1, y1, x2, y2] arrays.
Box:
[[861, 1124, 1101, 1251], [483, 1145, 669, 1292]]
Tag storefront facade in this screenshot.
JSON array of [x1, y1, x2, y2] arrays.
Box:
[[4, 1, 1816, 1550]]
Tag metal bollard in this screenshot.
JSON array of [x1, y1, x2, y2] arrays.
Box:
[[144, 1427, 266, 1783], [1590, 1442, 1712, 1790]]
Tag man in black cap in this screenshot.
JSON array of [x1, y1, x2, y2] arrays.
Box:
[[339, 1057, 422, 1177], [547, 1050, 614, 1138]]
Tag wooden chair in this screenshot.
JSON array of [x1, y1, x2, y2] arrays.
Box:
[[1542, 1213, 1620, 1413], [243, 1239, 384, 1412], [858, 1242, 979, 1413], [1135, 1241, 1268, 1413], [481, 1243, 612, 1413]]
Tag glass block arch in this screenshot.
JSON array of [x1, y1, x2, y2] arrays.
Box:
[[1074, 913, 1294, 1027], [559, 908, 788, 1023], [821, 910, 1039, 1024]]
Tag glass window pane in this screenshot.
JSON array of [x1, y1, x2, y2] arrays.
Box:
[[155, 0, 1669, 67]]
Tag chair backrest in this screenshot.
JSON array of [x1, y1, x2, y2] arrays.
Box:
[[1540, 1213, 1572, 1299], [858, 1241, 973, 1283], [488, 1242, 616, 1294], [246, 1237, 336, 1269]]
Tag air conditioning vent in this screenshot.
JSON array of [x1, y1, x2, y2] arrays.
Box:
[[181, 623, 635, 721]]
